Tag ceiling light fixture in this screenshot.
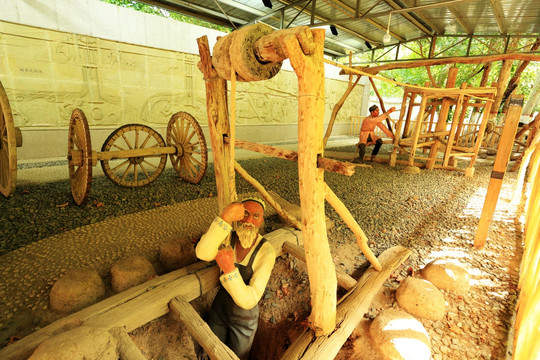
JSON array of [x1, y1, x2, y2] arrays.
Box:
[[365, 41, 372, 49], [330, 25, 338, 36], [262, 0, 272, 8], [383, 13, 392, 44]]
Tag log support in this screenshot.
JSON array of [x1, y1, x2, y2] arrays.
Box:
[[280, 246, 412, 360], [474, 95, 524, 248]]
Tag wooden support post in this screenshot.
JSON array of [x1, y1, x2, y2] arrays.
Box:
[[323, 75, 361, 147], [170, 297, 239, 360], [283, 28, 337, 336], [234, 161, 303, 230], [474, 95, 524, 248], [426, 67, 458, 169], [280, 246, 412, 360], [466, 92, 495, 176], [369, 77, 393, 134], [390, 91, 410, 166], [408, 95, 428, 166], [323, 183, 381, 271], [282, 242, 357, 291], [443, 84, 466, 166], [110, 327, 148, 360], [489, 60, 514, 123], [402, 92, 417, 138], [197, 36, 234, 212], [511, 112, 540, 171]]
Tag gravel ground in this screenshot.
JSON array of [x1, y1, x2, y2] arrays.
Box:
[[0, 142, 525, 359]]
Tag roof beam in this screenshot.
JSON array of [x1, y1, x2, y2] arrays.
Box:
[[447, 5, 473, 34], [276, 0, 381, 46], [327, 0, 405, 42], [218, 0, 266, 16], [488, 0, 507, 34], [382, 0, 434, 35]]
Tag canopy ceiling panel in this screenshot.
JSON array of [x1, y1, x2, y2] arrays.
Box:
[[140, 0, 540, 59]]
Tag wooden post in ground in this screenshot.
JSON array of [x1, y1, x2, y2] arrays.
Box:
[[442, 84, 466, 166], [280, 246, 412, 360], [390, 91, 410, 166], [474, 95, 524, 248], [170, 297, 239, 360], [426, 66, 459, 169], [408, 96, 428, 166], [283, 28, 337, 336], [197, 36, 234, 212], [489, 59, 514, 123]]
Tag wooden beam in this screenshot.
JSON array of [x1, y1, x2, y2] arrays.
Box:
[[197, 36, 234, 213], [447, 5, 473, 34], [169, 297, 239, 360], [280, 246, 412, 360], [426, 66, 459, 169], [234, 161, 303, 230], [282, 242, 357, 291], [474, 95, 524, 248], [323, 183, 381, 271], [110, 327, 148, 360], [341, 53, 540, 75], [488, 0, 507, 34], [382, 0, 434, 35], [229, 138, 356, 176], [284, 28, 337, 336]]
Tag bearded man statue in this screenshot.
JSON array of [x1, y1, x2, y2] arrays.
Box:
[[196, 197, 276, 360]]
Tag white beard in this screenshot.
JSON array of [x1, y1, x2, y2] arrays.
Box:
[[237, 223, 259, 248]]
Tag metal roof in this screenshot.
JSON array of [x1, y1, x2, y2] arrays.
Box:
[[140, 0, 540, 60]]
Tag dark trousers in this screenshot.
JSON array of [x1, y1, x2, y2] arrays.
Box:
[[359, 137, 383, 160]]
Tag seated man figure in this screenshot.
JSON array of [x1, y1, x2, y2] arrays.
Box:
[[196, 197, 276, 360], [353, 105, 396, 163]]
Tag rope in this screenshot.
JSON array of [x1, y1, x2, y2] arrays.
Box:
[[212, 0, 238, 30]]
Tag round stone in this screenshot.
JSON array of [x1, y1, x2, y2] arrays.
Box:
[[111, 256, 156, 293], [370, 308, 431, 360], [28, 326, 118, 360], [49, 268, 105, 313], [396, 277, 446, 320], [159, 238, 197, 271], [421, 260, 470, 293]]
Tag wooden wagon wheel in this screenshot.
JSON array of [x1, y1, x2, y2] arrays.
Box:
[[0, 81, 17, 198], [100, 124, 167, 188], [166, 112, 208, 184], [67, 109, 93, 205]]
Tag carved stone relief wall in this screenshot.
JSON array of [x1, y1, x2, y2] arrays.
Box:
[[0, 20, 364, 132]]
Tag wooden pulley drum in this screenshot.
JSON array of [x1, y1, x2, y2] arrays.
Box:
[[485, 120, 496, 134], [212, 23, 282, 82], [67, 109, 208, 205], [0, 81, 23, 198]]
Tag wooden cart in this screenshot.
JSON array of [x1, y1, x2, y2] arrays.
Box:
[[0, 81, 22, 198], [67, 108, 208, 205]]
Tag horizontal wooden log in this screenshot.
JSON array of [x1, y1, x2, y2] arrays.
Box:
[[282, 242, 357, 291], [96, 146, 176, 161], [0, 228, 303, 360], [170, 297, 239, 360], [280, 246, 412, 360], [340, 53, 540, 75], [109, 327, 147, 360], [254, 26, 315, 63], [228, 138, 355, 176]]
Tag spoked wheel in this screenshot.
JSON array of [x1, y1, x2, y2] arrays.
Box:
[[0, 81, 17, 198], [67, 109, 93, 205], [101, 124, 167, 187], [166, 112, 208, 184]]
